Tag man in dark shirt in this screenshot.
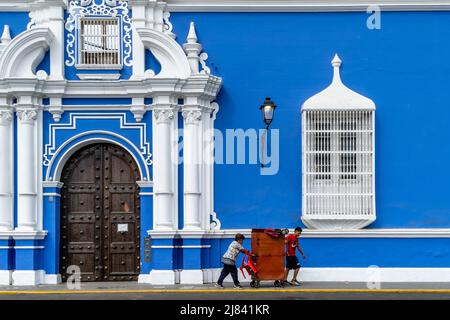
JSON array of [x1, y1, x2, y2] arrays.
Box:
[[284, 227, 306, 285]]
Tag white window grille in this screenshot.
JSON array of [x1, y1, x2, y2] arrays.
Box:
[[301, 54, 376, 229], [78, 17, 121, 68]]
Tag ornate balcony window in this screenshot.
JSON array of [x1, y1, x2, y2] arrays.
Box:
[[65, 0, 133, 71], [301, 54, 376, 230], [78, 17, 120, 68]]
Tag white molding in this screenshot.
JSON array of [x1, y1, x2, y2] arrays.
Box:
[[14, 246, 45, 249], [0, 27, 54, 78], [137, 28, 192, 79], [146, 228, 450, 239], [151, 245, 211, 249], [0, 270, 12, 285], [42, 181, 64, 188], [167, 0, 450, 12], [0, 230, 47, 240], [3, 0, 450, 13], [0, 76, 222, 100], [76, 73, 121, 80]]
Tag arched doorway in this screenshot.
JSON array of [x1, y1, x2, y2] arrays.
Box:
[[60, 143, 141, 282]]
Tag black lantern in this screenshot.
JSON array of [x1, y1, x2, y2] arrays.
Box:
[[259, 97, 277, 128]]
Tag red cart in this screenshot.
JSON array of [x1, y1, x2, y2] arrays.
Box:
[[240, 228, 289, 288]]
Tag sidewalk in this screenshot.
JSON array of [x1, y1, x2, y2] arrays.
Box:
[[3, 281, 450, 292]]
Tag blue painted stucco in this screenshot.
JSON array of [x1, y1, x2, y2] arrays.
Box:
[[5, 8, 450, 278], [0, 12, 29, 38], [170, 11, 450, 229]]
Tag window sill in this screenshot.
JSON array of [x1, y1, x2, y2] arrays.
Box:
[[77, 73, 121, 80], [75, 64, 123, 71]]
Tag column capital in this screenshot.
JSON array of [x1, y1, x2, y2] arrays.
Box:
[[16, 109, 38, 123], [153, 108, 175, 124], [0, 110, 13, 125], [182, 109, 202, 124]]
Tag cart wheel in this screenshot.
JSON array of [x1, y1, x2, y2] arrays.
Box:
[[250, 280, 256, 288], [274, 280, 281, 287], [255, 281, 261, 288]]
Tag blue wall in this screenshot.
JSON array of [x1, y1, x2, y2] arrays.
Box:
[[0, 12, 29, 38], [171, 11, 450, 229]]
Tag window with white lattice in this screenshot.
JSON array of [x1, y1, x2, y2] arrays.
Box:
[[78, 17, 121, 68], [301, 55, 376, 229]]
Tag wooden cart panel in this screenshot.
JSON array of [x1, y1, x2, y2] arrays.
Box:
[[251, 229, 285, 281]]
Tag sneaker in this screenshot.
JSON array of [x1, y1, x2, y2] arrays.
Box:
[[214, 283, 224, 288], [233, 284, 243, 289], [291, 280, 301, 286]]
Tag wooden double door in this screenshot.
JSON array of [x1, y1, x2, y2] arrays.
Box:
[[60, 143, 141, 282]]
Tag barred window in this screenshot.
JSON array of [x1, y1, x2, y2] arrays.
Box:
[[79, 18, 120, 67], [303, 110, 375, 223], [301, 54, 376, 229]]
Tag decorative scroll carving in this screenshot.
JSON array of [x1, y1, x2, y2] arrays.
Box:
[[182, 110, 202, 124]]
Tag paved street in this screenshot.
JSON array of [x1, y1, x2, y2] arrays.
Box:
[[2, 282, 450, 300]]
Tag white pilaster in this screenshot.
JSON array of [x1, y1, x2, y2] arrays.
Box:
[[130, 2, 146, 80], [152, 97, 178, 230], [182, 106, 203, 230], [0, 108, 13, 231], [202, 102, 219, 230], [16, 106, 38, 231]]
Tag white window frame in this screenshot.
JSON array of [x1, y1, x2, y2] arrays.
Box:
[[302, 109, 376, 230], [301, 55, 376, 230], [76, 16, 123, 70]]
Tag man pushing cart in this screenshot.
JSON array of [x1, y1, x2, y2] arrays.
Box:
[[215, 228, 306, 288]]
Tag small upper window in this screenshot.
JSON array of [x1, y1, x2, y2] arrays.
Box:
[[78, 18, 120, 68]]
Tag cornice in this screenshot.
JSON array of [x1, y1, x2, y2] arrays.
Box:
[[0, 230, 48, 240], [0, 0, 67, 11], [1, 0, 450, 12], [0, 76, 221, 99]]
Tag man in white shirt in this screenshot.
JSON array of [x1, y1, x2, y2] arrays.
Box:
[[215, 233, 250, 289]]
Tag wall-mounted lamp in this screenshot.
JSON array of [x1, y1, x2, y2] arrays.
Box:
[[259, 97, 277, 168], [259, 97, 277, 129]]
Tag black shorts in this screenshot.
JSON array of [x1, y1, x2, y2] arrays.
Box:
[[286, 256, 300, 270]]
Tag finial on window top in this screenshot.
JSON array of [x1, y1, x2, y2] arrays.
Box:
[[302, 53, 375, 110], [187, 21, 198, 44], [1, 25, 11, 44], [331, 53, 342, 84]]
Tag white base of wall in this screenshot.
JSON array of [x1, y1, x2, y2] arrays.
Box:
[[0, 270, 12, 285], [12, 270, 45, 286], [139, 270, 176, 285], [297, 268, 450, 283], [202, 269, 214, 284], [206, 267, 450, 284], [179, 270, 204, 284], [209, 268, 252, 284], [44, 274, 62, 284]]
